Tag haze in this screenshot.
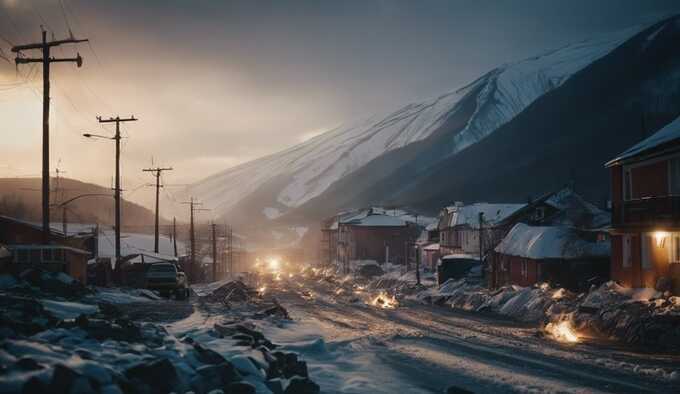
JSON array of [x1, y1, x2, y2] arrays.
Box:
[[1, 0, 679, 213]]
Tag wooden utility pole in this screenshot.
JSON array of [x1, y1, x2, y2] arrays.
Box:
[[211, 223, 218, 282], [142, 166, 173, 253], [12, 29, 87, 241], [172, 217, 178, 257], [182, 198, 208, 282], [87, 116, 137, 270]]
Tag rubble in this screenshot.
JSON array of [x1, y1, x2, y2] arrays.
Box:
[[420, 279, 680, 348]]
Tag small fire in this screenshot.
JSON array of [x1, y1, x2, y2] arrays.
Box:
[[545, 320, 580, 343], [258, 286, 267, 295], [370, 291, 399, 309], [288, 273, 294, 278]]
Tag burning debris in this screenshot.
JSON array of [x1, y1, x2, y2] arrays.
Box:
[[370, 291, 399, 309], [545, 318, 580, 343]]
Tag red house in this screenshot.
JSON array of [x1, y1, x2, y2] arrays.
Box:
[[606, 116, 680, 294]]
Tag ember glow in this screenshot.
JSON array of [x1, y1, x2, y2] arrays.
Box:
[[545, 320, 580, 343], [370, 292, 399, 309]]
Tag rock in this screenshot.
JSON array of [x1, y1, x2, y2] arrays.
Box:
[[194, 343, 227, 365], [125, 358, 178, 394], [226, 381, 255, 394], [22, 376, 47, 394], [284, 377, 320, 394], [51, 364, 81, 393], [16, 357, 43, 371], [196, 362, 241, 386], [445, 386, 474, 394], [265, 379, 284, 394]]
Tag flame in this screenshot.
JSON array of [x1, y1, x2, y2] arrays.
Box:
[[288, 273, 294, 278], [370, 291, 399, 309], [545, 320, 580, 343], [258, 286, 267, 295]]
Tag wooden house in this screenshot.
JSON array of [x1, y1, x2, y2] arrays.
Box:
[[0, 215, 93, 284], [606, 116, 680, 294]]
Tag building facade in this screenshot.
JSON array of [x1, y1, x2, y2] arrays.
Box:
[[606, 116, 680, 294]]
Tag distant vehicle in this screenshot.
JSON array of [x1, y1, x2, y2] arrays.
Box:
[[145, 263, 190, 300], [437, 254, 481, 285]]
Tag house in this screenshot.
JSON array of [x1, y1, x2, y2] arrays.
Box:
[[493, 223, 610, 291], [321, 207, 426, 271], [489, 187, 611, 290], [605, 115, 680, 294], [438, 203, 525, 257], [0, 215, 93, 284]]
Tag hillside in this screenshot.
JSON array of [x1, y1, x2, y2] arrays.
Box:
[[186, 15, 680, 229], [0, 177, 163, 232]]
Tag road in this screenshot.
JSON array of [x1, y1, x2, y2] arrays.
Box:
[[256, 274, 679, 394]]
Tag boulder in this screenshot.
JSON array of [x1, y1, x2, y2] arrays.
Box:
[[284, 377, 320, 394], [226, 381, 255, 394], [124, 358, 178, 394]]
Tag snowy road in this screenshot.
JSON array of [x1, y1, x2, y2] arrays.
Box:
[[253, 276, 679, 394]]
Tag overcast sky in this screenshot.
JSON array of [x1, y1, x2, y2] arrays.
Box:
[[1, 0, 679, 211]]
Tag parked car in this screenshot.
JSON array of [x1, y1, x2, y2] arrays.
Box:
[[437, 254, 481, 285], [145, 263, 190, 300]]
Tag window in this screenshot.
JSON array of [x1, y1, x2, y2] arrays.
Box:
[[521, 260, 528, 279], [641, 234, 652, 270], [622, 235, 633, 268], [534, 207, 545, 221], [624, 168, 632, 201], [670, 233, 680, 264], [670, 158, 680, 195]]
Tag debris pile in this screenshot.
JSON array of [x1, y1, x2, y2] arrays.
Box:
[[421, 279, 680, 348], [200, 280, 257, 304]]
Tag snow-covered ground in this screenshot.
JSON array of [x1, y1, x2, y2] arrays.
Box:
[[251, 267, 680, 393]]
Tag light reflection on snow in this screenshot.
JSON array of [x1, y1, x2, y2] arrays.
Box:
[[545, 320, 580, 343], [370, 291, 399, 309]]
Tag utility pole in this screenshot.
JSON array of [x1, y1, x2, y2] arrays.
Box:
[[479, 212, 484, 280], [211, 222, 217, 282], [12, 29, 87, 241], [85, 116, 137, 270], [172, 217, 178, 257], [142, 166, 173, 253], [182, 198, 208, 282]]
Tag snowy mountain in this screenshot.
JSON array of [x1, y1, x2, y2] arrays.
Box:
[[186, 16, 679, 226]]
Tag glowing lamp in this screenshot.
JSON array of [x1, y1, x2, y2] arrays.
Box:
[[654, 231, 669, 248]]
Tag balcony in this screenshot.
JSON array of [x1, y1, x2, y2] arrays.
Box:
[[612, 195, 680, 227]]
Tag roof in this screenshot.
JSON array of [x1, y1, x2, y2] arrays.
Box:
[[447, 203, 525, 229], [423, 243, 440, 251], [346, 214, 407, 227], [606, 115, 680, 166], [5, 244, 91, 255], [441, 253, 480, 261], [494, 223, 610, 260]]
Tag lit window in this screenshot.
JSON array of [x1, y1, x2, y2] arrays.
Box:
[[670, 233, 680, 264], [622, 235, 633, 268]]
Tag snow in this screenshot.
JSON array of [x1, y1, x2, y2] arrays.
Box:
[[39, 300, 99, 320], [186, 22, 649, 220], [346, 214, 406, 227], [423, 243, 440, 251], [88, 287, 162, 304], [495, 223, 610, 259], [448, 203, 525, 229], [0, 274, 19, 289], [98, 230, 182, 260], [607, 114, 680, 165]]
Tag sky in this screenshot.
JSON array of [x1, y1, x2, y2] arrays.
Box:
[[1, 0, 679, 213]]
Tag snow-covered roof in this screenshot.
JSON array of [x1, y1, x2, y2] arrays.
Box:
[[441, 253, 480, 261], [423, 243, 440, 251], [346, 214, 407, 227], [98, 230, 182, 260], [495, 223, 610, 260], [606, 115, 680, 166], [542, 187, 610, 229], [447, 203, 525, 229]]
